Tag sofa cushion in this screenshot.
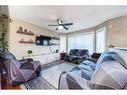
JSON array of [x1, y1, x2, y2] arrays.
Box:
[[124, 83, 127, 89], [77, 49, 89, 57], [81, 60, 96, 71], [91, 48, 127, 89], [58, 60, 96, 89], [70, 60, 96, 80], [69, 49, 79, 55], [73, 49, 79, 56], [90, 61, 127, 89], [96, 51, 112, 69], [109, 48, 127, 69], [95, 50, 126, 69], [20, 62, 34, 70]]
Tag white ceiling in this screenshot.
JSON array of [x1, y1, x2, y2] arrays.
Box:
[[5, 6, 127, 33]]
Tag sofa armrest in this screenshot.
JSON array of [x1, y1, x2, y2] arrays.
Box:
[[86, 58, 98, 63], [70, 55, 87, 59], [19, 58, 33, 65]]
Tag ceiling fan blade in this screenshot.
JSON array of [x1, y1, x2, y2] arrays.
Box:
[[57, 19, 62, 24], [64, 26, 69, 30], [62, 23, 73, 26], [56, 28, 58, 31], [48, 25, 58, 26]]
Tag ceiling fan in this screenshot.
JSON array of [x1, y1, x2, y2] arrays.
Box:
[[48, 19, 73, 30]]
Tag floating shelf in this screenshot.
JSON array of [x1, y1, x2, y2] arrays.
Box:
[[17, 31, 34, 36], [52, 37, 60, 40], [51, 43, 59, 45], [52, 44, 59, 46], [19, 41, 35, 44]]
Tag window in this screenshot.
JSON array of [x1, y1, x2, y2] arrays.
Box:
[[96, 27, 106, 53], [68, 36, 76, 52], [84, 33, 94, 54], [68, 32, 94, 54], [60, 35, 66, 53], [75, 35, 84, 49]]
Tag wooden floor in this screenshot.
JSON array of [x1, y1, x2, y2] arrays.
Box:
[[1, 77, 21, 90]]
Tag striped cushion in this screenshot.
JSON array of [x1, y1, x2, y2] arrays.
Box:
[[90, 61, 127, 89]]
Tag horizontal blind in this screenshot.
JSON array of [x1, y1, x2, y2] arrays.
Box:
[[60, 35, 67, 53], [68, 32, 94, 54], [96, 27, 106, 53]]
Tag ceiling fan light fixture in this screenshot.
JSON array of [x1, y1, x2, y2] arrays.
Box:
[[58, 25, 63, 30], [48, 19, 73, 30]]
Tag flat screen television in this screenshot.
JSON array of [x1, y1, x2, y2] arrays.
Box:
[[35, 35, 51, 46]]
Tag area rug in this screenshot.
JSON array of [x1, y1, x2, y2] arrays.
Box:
[[24, 60, 77, 89]]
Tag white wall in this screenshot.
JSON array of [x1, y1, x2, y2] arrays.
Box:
[[107, 15, 127, 48], [8, 18, 60, 59], [96, 15, 127, 49], [64, 15, 127, 53]]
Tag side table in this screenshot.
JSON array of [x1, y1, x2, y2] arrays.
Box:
[[91, 53, 101, 59], [60, 53, 66, 60]]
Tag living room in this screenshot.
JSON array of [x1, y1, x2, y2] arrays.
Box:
[[0, 5, 127, 90]]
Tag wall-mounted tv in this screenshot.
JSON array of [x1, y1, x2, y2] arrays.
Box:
[[35, 35, 51, 46]]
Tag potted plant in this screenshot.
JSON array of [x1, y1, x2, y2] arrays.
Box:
[[27, 50, 33, 56], [0, 13, 13, 53]]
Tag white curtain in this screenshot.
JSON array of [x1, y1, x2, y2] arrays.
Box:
[[68, 36, 76, 52], [84, 33, 94, 54], [68, 32, 94, 54], [96, 27, 106, 53], [60, 35, 67, 53]]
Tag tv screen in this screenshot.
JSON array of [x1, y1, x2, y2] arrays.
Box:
[[35, 35, 51, 46]]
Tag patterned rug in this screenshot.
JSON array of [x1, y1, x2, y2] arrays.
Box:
[[24, 60, 77, 89]]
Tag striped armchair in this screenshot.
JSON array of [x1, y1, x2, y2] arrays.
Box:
[[0, 52, 41, 86]]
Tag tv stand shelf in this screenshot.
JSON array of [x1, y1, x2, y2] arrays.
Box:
[[25, 53, 60, 65]]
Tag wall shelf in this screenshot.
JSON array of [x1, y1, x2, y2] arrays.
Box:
[[19, 41, 35, 44], [17, 31, 34, 36], [51, 43, 59, 45], [17, 27, 34, 36], [52, 37, 60, 40]]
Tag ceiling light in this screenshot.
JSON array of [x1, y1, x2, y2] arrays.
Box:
[[36, 34, 40, 36], [58, 25, 63, 30]]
